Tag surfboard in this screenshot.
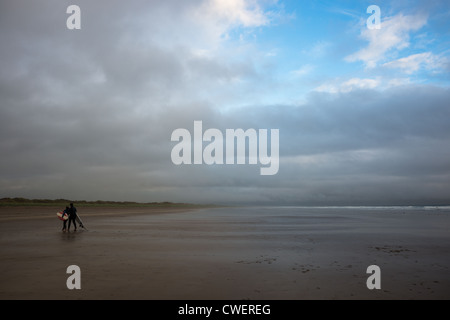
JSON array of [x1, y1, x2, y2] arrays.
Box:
[[57, 211, 68, 221], [75, 214, 88, 230]]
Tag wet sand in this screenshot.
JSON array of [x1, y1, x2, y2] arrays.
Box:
[[0, 206, 449, 300]]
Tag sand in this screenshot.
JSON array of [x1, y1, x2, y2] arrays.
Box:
[[0, 206, 449, 300]]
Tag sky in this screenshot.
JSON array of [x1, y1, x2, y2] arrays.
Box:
[[1, 0, 450, 205]]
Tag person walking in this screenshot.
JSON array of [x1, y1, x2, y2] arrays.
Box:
[[67, 203, 78, 232], [62, 206, 69, 232]]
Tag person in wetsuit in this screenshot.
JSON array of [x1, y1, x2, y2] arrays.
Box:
[[67, 203, 78, 232], [62, 206, 69, 232]]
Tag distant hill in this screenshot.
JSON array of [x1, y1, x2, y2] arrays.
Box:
[[0, 197, 206, 207]]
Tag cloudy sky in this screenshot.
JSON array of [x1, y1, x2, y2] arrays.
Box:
[[1, 0, 450, 205]]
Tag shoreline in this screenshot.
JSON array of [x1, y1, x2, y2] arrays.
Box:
[[0, 205, 213, 222]]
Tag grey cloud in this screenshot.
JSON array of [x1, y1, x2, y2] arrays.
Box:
[[1, 1, 449, 205]]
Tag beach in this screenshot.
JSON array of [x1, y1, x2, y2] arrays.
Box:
[[0, 206, 449, 300]]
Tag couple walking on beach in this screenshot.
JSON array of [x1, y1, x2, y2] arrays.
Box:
[[62, 203, 78, 232]]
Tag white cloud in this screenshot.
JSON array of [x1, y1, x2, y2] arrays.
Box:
[[265, 48, 278, 57], [346, 13, 428, 68], [315, 77, 381, 93], [387, 78, 411, 87], [302, 41, 331, 58], [283, 149, 384, 166], [290, 64, 314, 77], [341, 78, 380, 92], [314, 76, 415, 94], [210, 0, 269, 27], [383, 52, 448, 74], [190, 0, 271, 42]]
